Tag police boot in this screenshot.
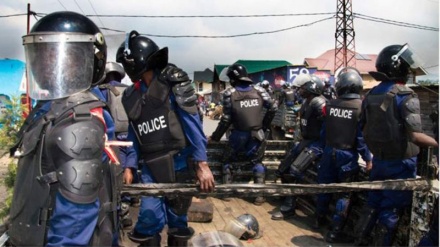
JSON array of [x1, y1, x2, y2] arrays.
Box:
[[128, 230, 161, 247], [167, 227, 195, 247], [253, 173, 266, 206], [271, 196, 296, 220], [353, 206, 378, 246]]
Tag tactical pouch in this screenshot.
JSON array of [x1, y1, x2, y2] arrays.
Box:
[[144, 152, 176, 183]]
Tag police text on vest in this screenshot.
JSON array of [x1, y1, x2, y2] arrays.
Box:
[[138, 116, 167, 136], [240, 99, 259, 108], [329, 108, 353, 119]]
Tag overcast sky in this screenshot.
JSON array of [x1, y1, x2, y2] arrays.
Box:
[[1, 0, 438, 80]]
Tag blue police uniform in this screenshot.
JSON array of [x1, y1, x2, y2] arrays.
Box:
[[127, 81, 207, 237], [356, 81, 421, 246]]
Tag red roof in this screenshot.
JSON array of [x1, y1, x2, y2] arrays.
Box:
[[304, 49, 377, 74]]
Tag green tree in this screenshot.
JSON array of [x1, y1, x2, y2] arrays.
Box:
[[0, 94, 26, 222]]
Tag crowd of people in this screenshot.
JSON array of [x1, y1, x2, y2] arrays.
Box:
[[5, 10, 438, 247]]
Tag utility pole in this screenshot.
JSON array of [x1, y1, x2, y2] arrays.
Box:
[[334, 0, 356, 74]]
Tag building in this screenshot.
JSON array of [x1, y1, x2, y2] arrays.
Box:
[[304, 49, 378, 89], [193, 68, 214, 102]]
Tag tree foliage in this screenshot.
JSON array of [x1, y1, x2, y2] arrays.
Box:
[[0, 94, 26, 222]]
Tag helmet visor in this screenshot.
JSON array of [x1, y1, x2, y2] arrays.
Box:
[[395, 44, 427, 76], [23, 33, 95, 100]]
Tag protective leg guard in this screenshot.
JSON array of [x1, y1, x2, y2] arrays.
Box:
[[128, 231, 161, 247], [271, 196, 296, 220], [167, 227, 195, 247], [353, 206, 378, 246], [253, 172, 266, 206]]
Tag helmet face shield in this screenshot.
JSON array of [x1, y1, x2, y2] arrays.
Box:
[[395, 44, 427, 76], [24, 33, 95, 100]]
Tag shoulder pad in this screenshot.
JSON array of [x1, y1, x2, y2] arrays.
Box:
[[223, 87, 235, 97], [394, 84, 415, 95], [161, 64, 190, 84], [310, 96, 326, 108]]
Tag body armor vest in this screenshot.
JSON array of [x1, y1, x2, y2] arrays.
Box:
[[325, 98, 361, 149], [101, 84, 129, 134], [128, 89, 186, 160], [230, 88, 264, 131], [8, 91, 116, 246], [363, 85, 419, 159], [300, 96, 325, 140], [284, 88, 295, 104]]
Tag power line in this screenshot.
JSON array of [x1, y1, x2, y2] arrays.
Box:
[[101, 15, 335, 38], [73, 0, 86, 15], [354, 13, 438, 31], [86, 12, 336, 18], [86, 0, 106, 33], [57, 0, 67, 10]]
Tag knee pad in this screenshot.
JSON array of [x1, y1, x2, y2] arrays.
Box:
[[335, 197, 350, 218], [252, 163, 266, 174]]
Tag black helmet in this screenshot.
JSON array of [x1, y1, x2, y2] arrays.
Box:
[[227, 63, 252, 84], [302, 74, 324, 95], [371, 44, 427, 82], [23, 11, 107, 100], [116, 30, 168, 82], [236, 214, 260, 240], [335, 70, 363, 98]]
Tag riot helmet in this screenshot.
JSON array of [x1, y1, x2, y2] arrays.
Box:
[[371, 43, 427, 82], [236, 214, 260, 240], [302, 74, 324, 96], [291, 73, 312, 88], [223, 214, 261, 240], [226, 63, 252, 86], [335, 69, 363, 98], [23, 11, 107, 100], [116, 30, 168, 82], [261, 80, 270, 89], [104, 62, 125, 82]]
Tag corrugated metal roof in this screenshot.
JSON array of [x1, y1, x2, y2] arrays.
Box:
[[304, 49, 377, 74], [234, 60, 292, 73], [193, 68, 214, 83]]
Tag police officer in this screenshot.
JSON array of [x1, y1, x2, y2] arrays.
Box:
[[279, 80, 296, 107], [116, 31, 215, 247], [96, 62, 138, 227], [354, 44, 438, 246], [322, 78, 337, 101], [261, 80, 275, 100], [8, 11, 118, 246], [271, 73, 326, 220], [209, 63, 277, 205], [313, 69, 372, 242]]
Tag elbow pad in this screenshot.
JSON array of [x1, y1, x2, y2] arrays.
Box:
[[402, 96, 422, 132]]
